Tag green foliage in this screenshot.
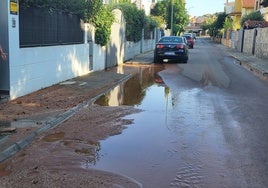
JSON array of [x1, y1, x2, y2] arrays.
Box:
[[223, 17, 233, 30], [151, 1, 167, 17], [150, 16, 166, 29], [83, 0, 103, 22], [118, 0, 131, 3], [151, 0, 189, 35], [91, 5, 114, 46], [171, 0, 189, 35], [214, 12, 227, 30], [201, 13, 226, 37], [240, 11, 264, 26], [144, 16, 158, 31], [83, 0, 114, 46], [113, 3, 146, 42], [20, 0, 159, 45], [201, 14, 217, 30], [144, 16, 158, 39]]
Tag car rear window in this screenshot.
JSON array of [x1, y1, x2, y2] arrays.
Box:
[[183, 35, 191, 39], [159, 37, 183, 43]]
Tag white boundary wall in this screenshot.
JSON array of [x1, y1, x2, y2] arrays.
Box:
[[92, 44, 106, 71], [1, 3, 158, 100], [10, 45, 89, 99], [6, 1, 89, 99]]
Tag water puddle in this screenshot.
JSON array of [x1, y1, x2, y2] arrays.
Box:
[[85, 65, 184, 186], [95, 64, 165, 107], [85, 64, 230, 187]]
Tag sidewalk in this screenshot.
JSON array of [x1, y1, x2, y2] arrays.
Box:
[[0, 71, 131, 162], [1, 46, 268, 162], [219, 44, 268, 79], [0, 53, 153, 162]]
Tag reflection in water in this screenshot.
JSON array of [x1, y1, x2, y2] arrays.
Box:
[[88, 63, 230, 187], [90, 64, 172, 166], [95, 65, 169, 107]]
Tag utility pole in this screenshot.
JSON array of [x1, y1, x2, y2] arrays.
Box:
[[170, 0, 173, 35]]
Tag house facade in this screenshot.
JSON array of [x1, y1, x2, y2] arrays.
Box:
[[226, 0, 255, 30]]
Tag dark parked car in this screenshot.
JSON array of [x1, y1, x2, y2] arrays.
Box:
[[154, 36, 189, 64], [182, 34, 195, 48]]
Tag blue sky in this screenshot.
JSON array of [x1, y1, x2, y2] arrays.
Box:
[[185, 0, 226, 16]]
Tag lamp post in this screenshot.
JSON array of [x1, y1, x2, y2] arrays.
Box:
[[170, 0, 173, 36]]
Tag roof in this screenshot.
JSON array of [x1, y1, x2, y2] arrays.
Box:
[[242, 0, 254, 8], [244, 20, 268, 29]]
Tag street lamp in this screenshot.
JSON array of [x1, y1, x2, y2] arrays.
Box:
[[170, 0, 173, 35]]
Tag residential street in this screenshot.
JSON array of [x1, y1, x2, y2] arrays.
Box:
[[1, 37, 268, 187]]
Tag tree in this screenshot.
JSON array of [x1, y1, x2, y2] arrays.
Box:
[[150, 16, 166, 29], [113, 3, 146, 42], [203, 12, 226, 37], [151, 1, 167, 17], [169, 0, 189, 35], [223, 16, 233, 30], [214, 12, 227, 30], [151, 0, 188, 35]]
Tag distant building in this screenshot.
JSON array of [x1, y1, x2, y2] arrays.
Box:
[[225, 0, 255, 30], [184, 16, 203, 35]]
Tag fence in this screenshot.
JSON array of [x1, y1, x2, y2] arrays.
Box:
[[19, 7, 83, 47], [221, 28, 268, 59]]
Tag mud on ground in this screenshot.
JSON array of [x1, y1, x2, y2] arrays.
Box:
[[0, 65, 154, 188], [0, 104, 142, 188]]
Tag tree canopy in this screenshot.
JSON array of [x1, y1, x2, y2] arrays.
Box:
[[201, 13, 227, 37], [151, 0, 189, 35]]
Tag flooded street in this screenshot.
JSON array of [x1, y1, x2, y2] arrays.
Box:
[[92, 69, 235, 187], [92, 38, 268, 187], [1, 38, 268, 188]]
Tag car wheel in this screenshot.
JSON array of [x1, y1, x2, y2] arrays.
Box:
[[154, 56, 161, 64], [183, 57, 188, 63]]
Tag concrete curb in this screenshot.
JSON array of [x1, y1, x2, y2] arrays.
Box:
[[229, 54, 268, 80], [0, 74, 132, 162]]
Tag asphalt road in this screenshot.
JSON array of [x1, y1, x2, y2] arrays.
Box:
[[92, 37, 268, 187], [1, 37, 268, 188]]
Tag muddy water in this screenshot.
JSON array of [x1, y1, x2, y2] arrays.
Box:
[[91, 64, 244, 187]]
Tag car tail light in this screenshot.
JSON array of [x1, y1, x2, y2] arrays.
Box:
[[176, 44, 184, 49], [156, 44, 164, 49]]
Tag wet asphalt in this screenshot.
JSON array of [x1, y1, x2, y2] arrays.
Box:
[[0, 37, 268, 163]]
